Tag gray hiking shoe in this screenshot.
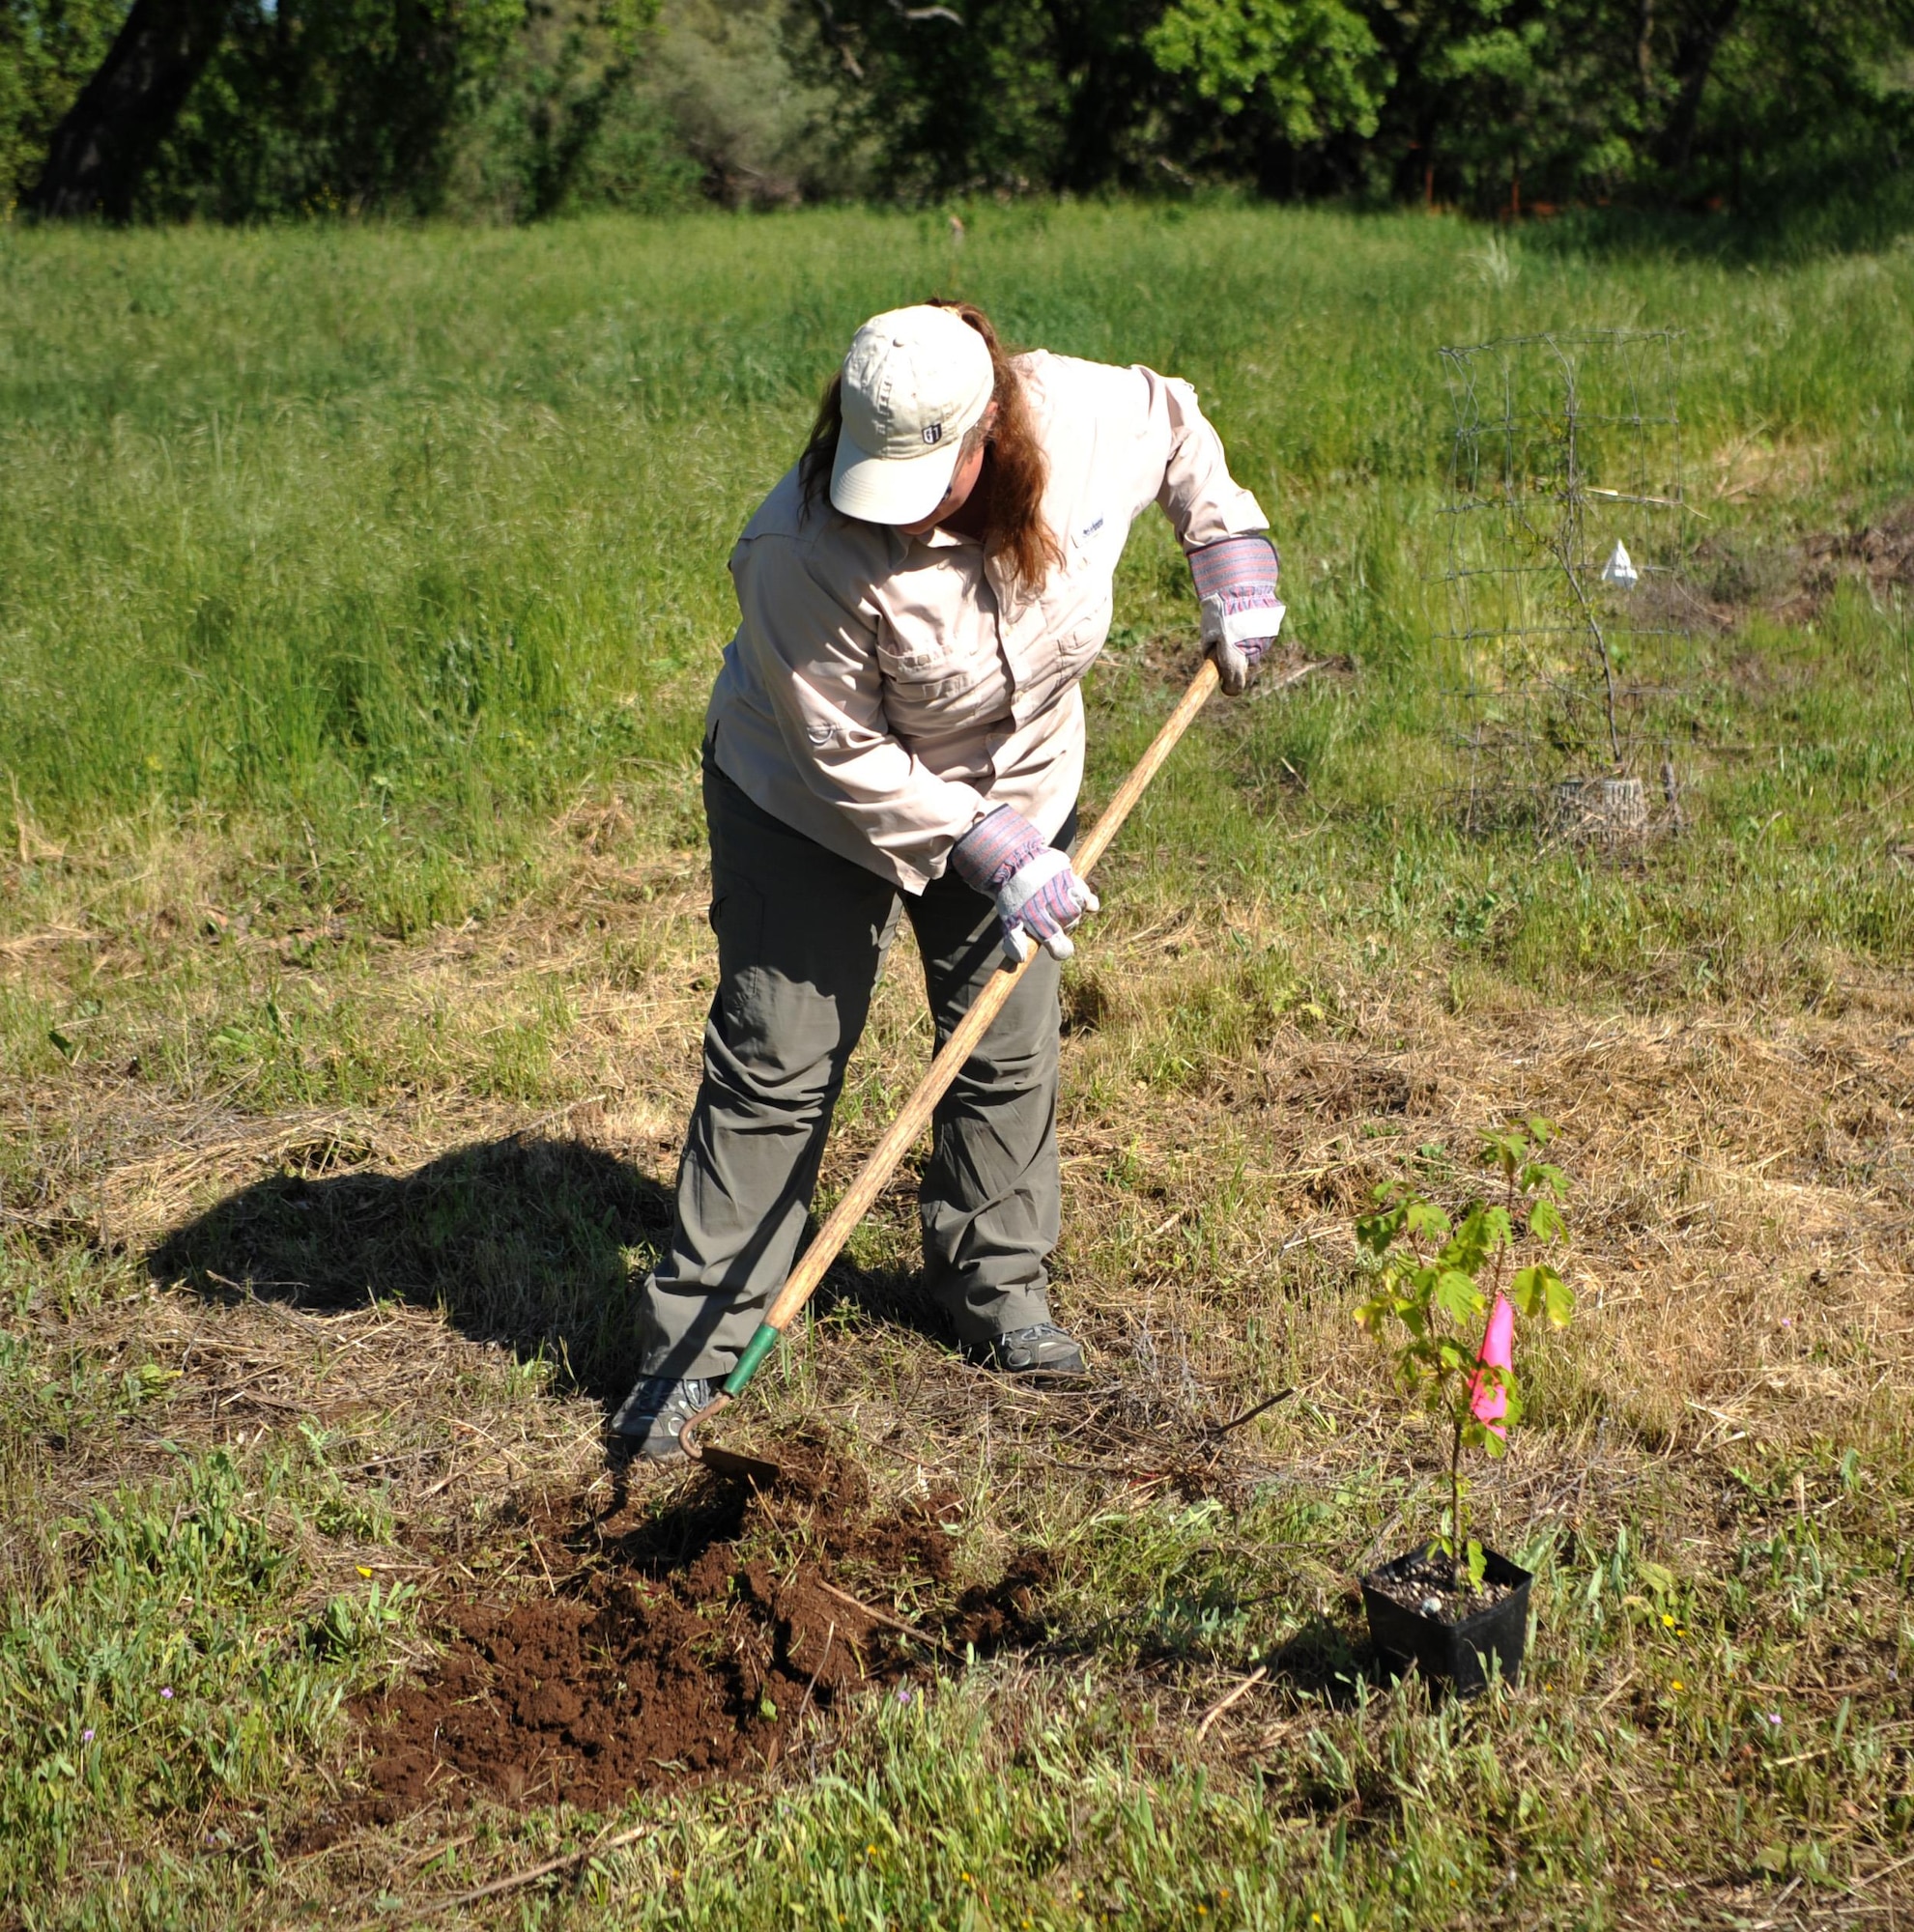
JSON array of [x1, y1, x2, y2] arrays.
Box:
[[966, 1322, 1087, 1377], [609, 1376, 714, 1461]]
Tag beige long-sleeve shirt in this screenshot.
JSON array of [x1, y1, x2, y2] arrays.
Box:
[[706, 350, 1269, 893]]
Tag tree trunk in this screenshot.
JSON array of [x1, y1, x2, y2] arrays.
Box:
[[1654, 0, 1742, 181], [23, 0, 232, 220]]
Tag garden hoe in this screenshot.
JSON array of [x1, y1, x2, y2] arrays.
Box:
[[680, 657, 1228, 1487]]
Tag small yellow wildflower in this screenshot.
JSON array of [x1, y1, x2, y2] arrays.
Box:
[[1671, 1680, 1684, 1691], [1661, 1613, 1674, 1628]]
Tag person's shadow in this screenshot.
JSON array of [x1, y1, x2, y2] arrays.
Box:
[[148, 1133, 952, 1411]]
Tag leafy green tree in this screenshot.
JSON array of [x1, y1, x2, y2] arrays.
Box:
[[648, 0, 861, 204], [142, 0, 527, 217], [1145, 0, 1387, 145], [1368, 0, 1914, 209], [21, 0, 232, 215], [1381, 0, 1652, 206], [1692, 0, 1914, 197], [792, 0, 1174, 194], [0, 0, 127, 211], [440, 0, 687, 220], [9, 0, 1911, 219], [15, 0, 529, 216], [802, 0, 1912, 209]]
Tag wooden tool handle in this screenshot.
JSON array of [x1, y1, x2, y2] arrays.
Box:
[[752, 656, 1221, 1345]]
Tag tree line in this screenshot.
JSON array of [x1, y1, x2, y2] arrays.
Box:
[[3, 0, 1910, 221]]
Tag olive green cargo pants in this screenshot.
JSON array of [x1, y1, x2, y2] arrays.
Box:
[[636, 750, 1070, 1381]]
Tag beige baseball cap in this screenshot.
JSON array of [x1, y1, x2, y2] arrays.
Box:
[[830, 305, 995, 526]]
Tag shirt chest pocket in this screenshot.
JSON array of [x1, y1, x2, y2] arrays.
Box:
[[1059, 591, 1113, 669], [876, 611, 1003, 712], [1048, 526, 1117, 672]]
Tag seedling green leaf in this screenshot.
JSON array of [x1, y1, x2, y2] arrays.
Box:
[[1405, 1201, 1450, 1242], [1434, 1269, 1485, 1322]]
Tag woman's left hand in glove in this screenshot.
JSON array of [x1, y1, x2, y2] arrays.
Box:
[[951, 805, 1100, 964], [1188, 533, 1285, 696]]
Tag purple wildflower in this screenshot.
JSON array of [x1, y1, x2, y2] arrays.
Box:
[[159, 1688, 173, 1700], [82, 1728, 95, 1743]]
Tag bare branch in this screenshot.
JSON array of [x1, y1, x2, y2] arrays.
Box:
[[808, 0, 865, 77]]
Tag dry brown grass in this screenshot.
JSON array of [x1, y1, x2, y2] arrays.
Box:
[[5, 792, 1914, 1924], [11, 808, 1911, 1513]]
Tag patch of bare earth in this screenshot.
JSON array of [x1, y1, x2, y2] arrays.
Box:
[[320, 1441, 1045, 1841], [1676, 494, 1914, 635]]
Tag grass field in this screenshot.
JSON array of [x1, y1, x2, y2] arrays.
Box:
[[3, 201, 1914, 1929]]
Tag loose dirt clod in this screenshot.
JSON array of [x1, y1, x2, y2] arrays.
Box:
[[350, 1437, 1047, 1822]]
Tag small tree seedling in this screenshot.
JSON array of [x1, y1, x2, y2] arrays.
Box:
[[1354, 1119, 1574, 1595]]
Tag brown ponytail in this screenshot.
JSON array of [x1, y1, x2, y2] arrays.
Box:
[[798, 300, 1062, 600]]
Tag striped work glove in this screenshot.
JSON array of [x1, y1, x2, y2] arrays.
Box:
[[1188, 534, 1285, 696], [951, 806, 1100, 965]]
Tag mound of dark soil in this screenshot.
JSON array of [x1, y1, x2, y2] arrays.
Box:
[[350, 1439, 1047, 1821], [1690, 498, 1914, 632]]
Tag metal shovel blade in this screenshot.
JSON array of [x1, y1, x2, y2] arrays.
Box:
[[678, 1391, 781, 1489], [695, 1442, 781, 1489]]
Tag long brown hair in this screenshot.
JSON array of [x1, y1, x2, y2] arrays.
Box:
[[799, 299, 1062, 599]]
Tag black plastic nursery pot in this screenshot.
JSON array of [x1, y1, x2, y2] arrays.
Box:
[[1360, 1544, 1533, 1698]]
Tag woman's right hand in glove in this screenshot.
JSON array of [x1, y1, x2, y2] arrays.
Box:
[[951, 805, 1100, 964]]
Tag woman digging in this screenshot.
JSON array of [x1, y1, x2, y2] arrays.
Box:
[[614, 300, 1284, 1460]]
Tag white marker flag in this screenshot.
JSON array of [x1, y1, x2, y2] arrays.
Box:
[[1600, 540, 1640, 589]]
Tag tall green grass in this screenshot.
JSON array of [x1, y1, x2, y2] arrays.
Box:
[[3, 204, 1912, 953]]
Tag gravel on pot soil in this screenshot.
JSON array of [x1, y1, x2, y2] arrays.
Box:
[[1366, 1551, 1519, 1624]]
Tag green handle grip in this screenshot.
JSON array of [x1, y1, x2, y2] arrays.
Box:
[[722, 1321, 782, 1397]]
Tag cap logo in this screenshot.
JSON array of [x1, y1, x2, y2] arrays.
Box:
[[922, 422, 943, 444]]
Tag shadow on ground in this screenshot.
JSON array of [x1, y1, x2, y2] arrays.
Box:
[[147, 1133, 956, 1406], [1262, 1613, 1381, 1706]]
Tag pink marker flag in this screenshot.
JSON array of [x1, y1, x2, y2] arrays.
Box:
[[1468, 1293, 1516, 1438]]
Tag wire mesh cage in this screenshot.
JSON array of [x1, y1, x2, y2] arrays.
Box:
[[1437, 330, 1698, 844]]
